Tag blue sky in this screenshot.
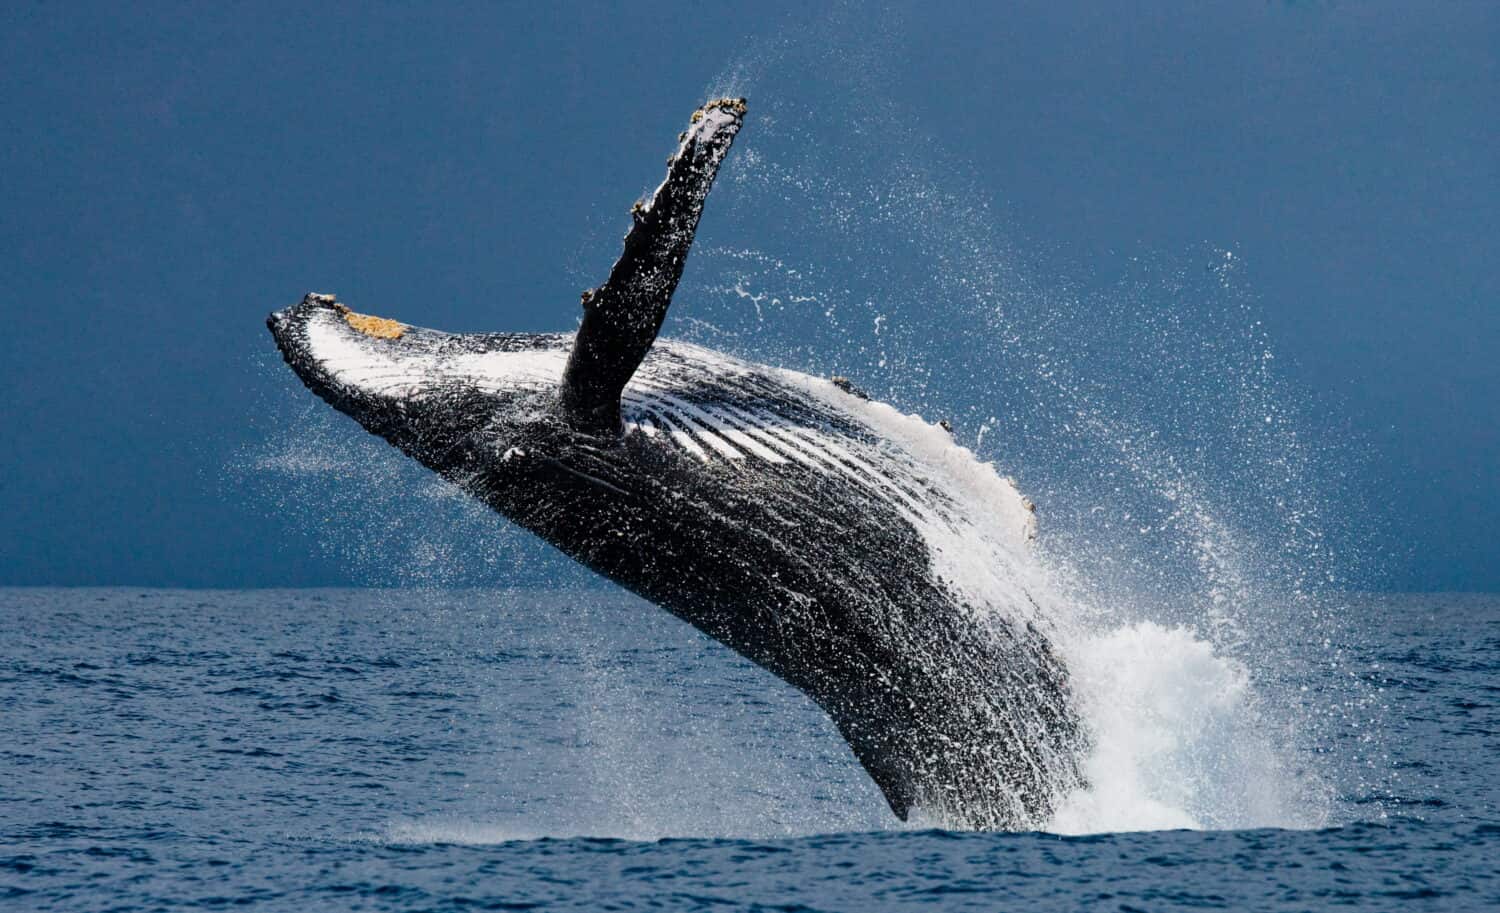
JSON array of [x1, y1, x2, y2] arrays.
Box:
[[2, 2, 1495, 590]]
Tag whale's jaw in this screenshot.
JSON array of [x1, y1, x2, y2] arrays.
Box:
[[267, 293, 406, 419]]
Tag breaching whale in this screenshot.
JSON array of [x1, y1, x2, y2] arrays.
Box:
[[268, 98, 1085, 829]]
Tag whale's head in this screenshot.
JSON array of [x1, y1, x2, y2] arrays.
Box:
[[267, 293, 576, 481]]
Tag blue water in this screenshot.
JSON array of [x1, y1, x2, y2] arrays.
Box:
[[2, 589, 1496, 910]]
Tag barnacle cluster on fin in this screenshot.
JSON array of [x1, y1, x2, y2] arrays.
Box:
[[1018, 494, 1039, 540], [690, 97, 747, 123], [333, 301, 406, 340], [707, 96, 748, 115], [830, 375, 871, 400]]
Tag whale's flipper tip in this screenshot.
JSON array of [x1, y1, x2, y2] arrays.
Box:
[[559, 99, 747, 432], [835, 716, 917, 822]]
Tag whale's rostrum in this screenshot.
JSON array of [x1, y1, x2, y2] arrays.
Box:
[[267, 98, 1086, 829]]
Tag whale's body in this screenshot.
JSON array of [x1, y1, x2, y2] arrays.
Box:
[[268, 99, 1084, 828]]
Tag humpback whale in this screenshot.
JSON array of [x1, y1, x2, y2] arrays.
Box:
[[268, 98, 1085, 829]]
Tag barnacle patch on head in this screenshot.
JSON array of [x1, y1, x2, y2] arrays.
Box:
[[333, 303, 406, 340]]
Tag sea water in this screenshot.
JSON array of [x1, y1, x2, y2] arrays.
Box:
[[2, 588, 1496, 910]]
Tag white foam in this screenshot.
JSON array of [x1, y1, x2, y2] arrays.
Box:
[[1048, 622, 1325, 834]]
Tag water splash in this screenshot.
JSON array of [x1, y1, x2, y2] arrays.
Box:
[[1053, 623, 1330, 833]]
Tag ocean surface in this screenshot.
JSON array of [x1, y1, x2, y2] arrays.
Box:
[[2, 588, 1496, 911]]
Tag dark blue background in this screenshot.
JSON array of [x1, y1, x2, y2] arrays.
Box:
[[2, 2, 1494, 589]]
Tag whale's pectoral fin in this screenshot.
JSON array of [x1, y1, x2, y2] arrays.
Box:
[[559, 98, 747, 432]]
